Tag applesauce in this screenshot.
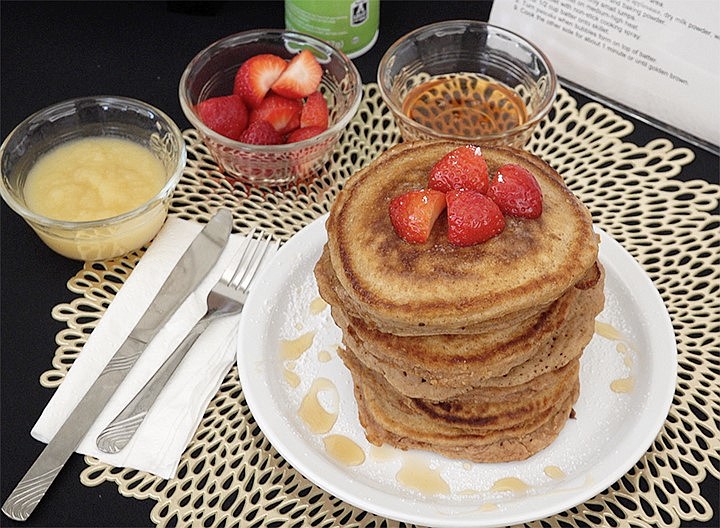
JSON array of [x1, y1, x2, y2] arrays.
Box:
[[0, 96, 185, 261], [24, 137, 166, 222]]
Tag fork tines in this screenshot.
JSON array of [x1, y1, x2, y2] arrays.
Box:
[[225, 229, 273, 290]]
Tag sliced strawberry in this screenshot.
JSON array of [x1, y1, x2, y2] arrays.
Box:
[[428, 145, 490, 193], [300, 91, 329, 130], [237, 120, 283, 145], [389, 189, 447, 244], [249, 94, 302, 135], [487, 163, 543, 218], [286, 126, 325, 143], [196, 95, 249, 141], [271, 49, 323, 99], [233, 54, 287, 108], [446, 189, 505, 246]]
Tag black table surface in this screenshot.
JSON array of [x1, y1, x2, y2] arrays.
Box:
[[1, 2, 718, 527]]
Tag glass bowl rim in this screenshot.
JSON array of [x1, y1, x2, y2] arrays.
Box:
[[376, 19, 558, 142], [0, 95, 187, 230], [178, 28, 363, 154]]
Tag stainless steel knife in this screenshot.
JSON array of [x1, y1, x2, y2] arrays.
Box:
[[2, 209, 233, 521]]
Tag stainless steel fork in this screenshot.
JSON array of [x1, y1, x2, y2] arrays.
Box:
[[95, 229, 273, 454]]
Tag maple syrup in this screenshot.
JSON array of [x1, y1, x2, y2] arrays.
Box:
[[323, 434, 366, 466], [611, 377, 635, 393], [595, 320, 637, 393], [490, 477, 529, 493], [317, 349, 332, 363], [369, 444, 397, 461], [594, 320, 623, 341], [544, 465, 566, 480], [617, 342, 633, 367], [396, 455, 450, 495], [309, 296, 328, 315], [280, 331, 315, 361], [298, 377, 338, 434], [283, 366, 301, 388], [402, 74, 528, 138]]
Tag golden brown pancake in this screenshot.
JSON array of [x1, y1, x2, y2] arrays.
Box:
[[313, 141, 604, 463], [324, 141, 599, 335], [341, 347, 581, 463], [333, 264, 604, 400]]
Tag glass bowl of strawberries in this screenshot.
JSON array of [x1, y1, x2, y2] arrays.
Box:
[[180, 29, 362, 185]]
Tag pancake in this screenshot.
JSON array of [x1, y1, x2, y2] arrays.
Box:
[[324, 141, 599, 335], [318, 246, 604, 399], [341, 347, 581, 463], [335, 264, 604, 400], [313, 140, 604, 463]]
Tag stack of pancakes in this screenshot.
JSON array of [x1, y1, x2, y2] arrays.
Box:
[[314, 141, 604, 462]]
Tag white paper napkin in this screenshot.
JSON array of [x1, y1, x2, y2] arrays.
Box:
[[32, 216, 277, 479]]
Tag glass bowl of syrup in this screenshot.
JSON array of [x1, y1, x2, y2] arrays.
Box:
[[377, 20, 557, 148]]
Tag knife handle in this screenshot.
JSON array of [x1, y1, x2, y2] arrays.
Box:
[[2, 338, 145, 521], [96, 317, 212, 454], [1, 443, 69, 521]]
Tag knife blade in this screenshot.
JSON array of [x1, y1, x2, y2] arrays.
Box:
[[2, 209, 233, 521]]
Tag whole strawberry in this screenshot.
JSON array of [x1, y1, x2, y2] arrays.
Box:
[[487, 163, 543, 218], [428, 145, 489, 193], [446, 189, 505, 246], [196, 95, 248, 141], [389, 189, 447, 244]]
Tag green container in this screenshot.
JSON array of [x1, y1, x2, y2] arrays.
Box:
[[285, 0, 379, 59]]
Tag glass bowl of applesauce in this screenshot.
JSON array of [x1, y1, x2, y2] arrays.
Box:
[[378, 20, 557, 148], [0, 96, 186, 261]]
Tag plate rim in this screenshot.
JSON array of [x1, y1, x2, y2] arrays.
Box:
[[237, 214, 677, 527]]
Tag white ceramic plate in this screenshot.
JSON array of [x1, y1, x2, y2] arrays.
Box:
[[237, 214, 677, 528]]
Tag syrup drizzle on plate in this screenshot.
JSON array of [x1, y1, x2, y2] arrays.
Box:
[[277, 296, 644, 504], [595, 320, 637, 393]]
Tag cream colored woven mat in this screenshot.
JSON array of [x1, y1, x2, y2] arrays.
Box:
[[44, 84, 719, 528]]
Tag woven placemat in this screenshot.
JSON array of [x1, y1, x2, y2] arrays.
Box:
[[44, 84, 718, 527]]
